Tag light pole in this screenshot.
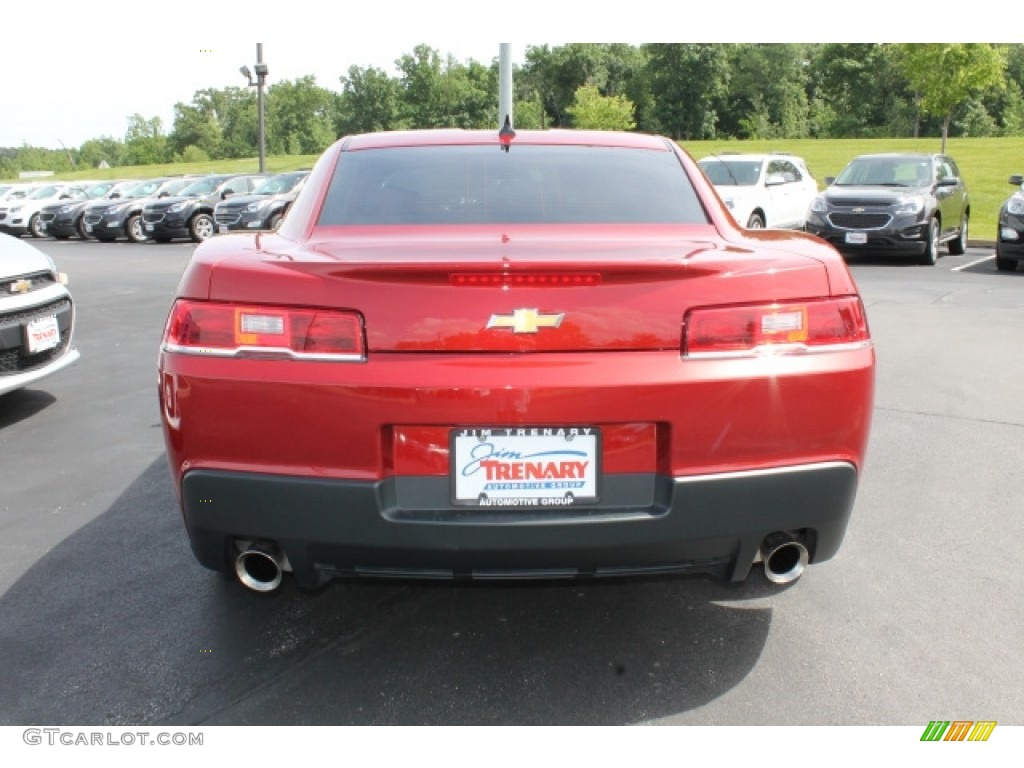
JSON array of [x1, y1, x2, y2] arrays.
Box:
[[240, 43, 269, 173]]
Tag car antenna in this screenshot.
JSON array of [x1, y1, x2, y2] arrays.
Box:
[[499, 115, 515, 152]]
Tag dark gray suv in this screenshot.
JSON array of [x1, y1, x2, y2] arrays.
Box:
[[805, 153, 970, 265]]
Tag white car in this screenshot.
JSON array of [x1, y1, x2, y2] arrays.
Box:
[[0, 233, 80, 396], [697, 153, 819, 230], [0, 182, 88, 238]]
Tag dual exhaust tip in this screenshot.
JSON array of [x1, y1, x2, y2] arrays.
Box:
[[233, 534, 811, 592], [235, 541, 285, 593], [760, 533, 809, 585]]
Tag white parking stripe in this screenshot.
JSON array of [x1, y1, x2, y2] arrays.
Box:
[[952, 254, 995, 271]]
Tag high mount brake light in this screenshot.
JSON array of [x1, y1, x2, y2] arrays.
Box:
[[162, 300, 365, 360], [451, 272, 601, 287], [684, 297, 870, 358]]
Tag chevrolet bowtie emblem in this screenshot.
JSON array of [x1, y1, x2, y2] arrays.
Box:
[[12, 279, 31, 294], [486, 308, 564, 334]]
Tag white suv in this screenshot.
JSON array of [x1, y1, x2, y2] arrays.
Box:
[[697, 153, 818, 230]]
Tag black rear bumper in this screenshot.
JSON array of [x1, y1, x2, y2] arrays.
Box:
[[180, 462, 859, 588]]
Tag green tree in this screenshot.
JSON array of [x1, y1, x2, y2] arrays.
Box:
[[337, 65, 401, 134], [896, 43, 1008, 151], [810, 44, 913, 137], [266, 76, 336, 155], [643, 44, 729, 139], [565, 84, 635, 130], [78, 137, 124, 168], [122, 114, 169, 165], [721, 44, 812, 139], [520, 44, 645, 129]]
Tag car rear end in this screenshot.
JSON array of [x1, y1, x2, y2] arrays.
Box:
[[158, 131, 875, 591]]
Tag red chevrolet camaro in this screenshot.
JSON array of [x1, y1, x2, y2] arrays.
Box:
[[158, 129, 875, 593]]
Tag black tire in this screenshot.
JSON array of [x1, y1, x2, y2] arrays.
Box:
[[76, 216, 90, 240], [948, 213, 968, 255], [746, 212, 765, 229], [995, 245, 1016, 272], [28, 213, 44, 238], [919, 217, 940, 265], [267, 212, 284, 230], [189, 213, 215, 243], [126, 214, 147, 243]]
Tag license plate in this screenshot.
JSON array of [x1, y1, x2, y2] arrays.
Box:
[[451, 426, 600, 507], [145, 223, 154, 232], [85, 223, 92, 233], [845, 231, 868, 244], [26, 315, 59, 353]]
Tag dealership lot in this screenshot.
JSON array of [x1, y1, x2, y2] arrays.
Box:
[[0, 240, 1022, 725]]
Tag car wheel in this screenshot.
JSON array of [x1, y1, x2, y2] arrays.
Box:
[[948, 213, 968, 255], [995, 245, 1016, 272], [126, 214, 147, 243], [746, 213, 765, 229], [76, 216, 90, 240], [268, 212, 284, 230], [919, 217, 940, 265], [28, 214, 44, 238], [189, 213, 215, 243]]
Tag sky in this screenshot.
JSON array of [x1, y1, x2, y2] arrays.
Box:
[[1, 1, 1007, 150]]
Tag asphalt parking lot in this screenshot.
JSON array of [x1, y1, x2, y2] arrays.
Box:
[[1, 239, 1022, 727]]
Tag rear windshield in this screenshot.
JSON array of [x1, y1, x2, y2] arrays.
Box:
[[318, 145, 708, 225]]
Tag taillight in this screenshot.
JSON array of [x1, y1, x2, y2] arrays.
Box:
[[684, 297, 870, 357], [162, 300, 365, 361]]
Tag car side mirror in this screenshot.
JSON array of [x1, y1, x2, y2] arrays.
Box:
[[221, 190, 232, 199], [1009, 175, 1024, 186], [824, 176, 836, 186]]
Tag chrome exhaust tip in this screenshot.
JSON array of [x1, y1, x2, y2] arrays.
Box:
[[760, 533, 809, 585], [235, 541, 284, 592]]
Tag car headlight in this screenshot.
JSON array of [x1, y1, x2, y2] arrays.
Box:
[[58, 205, 75, 214], [105, 204, 129, 216], [10, 206, 22, 214], [167, 202, 188, 214], [810, 196, 828, 213], [246, 200, 272, 212], [893, 196, 925, 216], [1007, 196, 1024, 216]]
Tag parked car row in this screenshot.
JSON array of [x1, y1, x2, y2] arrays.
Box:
[[0, 170, 309, 244], [700, 151, 975, 267]]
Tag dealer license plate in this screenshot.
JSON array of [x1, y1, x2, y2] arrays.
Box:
[[145, 223, 154, 232], [451, 426, 600, 507], [85, 223, 92, 233], [26, 315, 59, 353], [845, 231, 868, 244]]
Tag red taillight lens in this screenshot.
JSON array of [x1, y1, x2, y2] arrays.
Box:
[[163, 300, 365, 360], [684, 297, 870, 357]]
